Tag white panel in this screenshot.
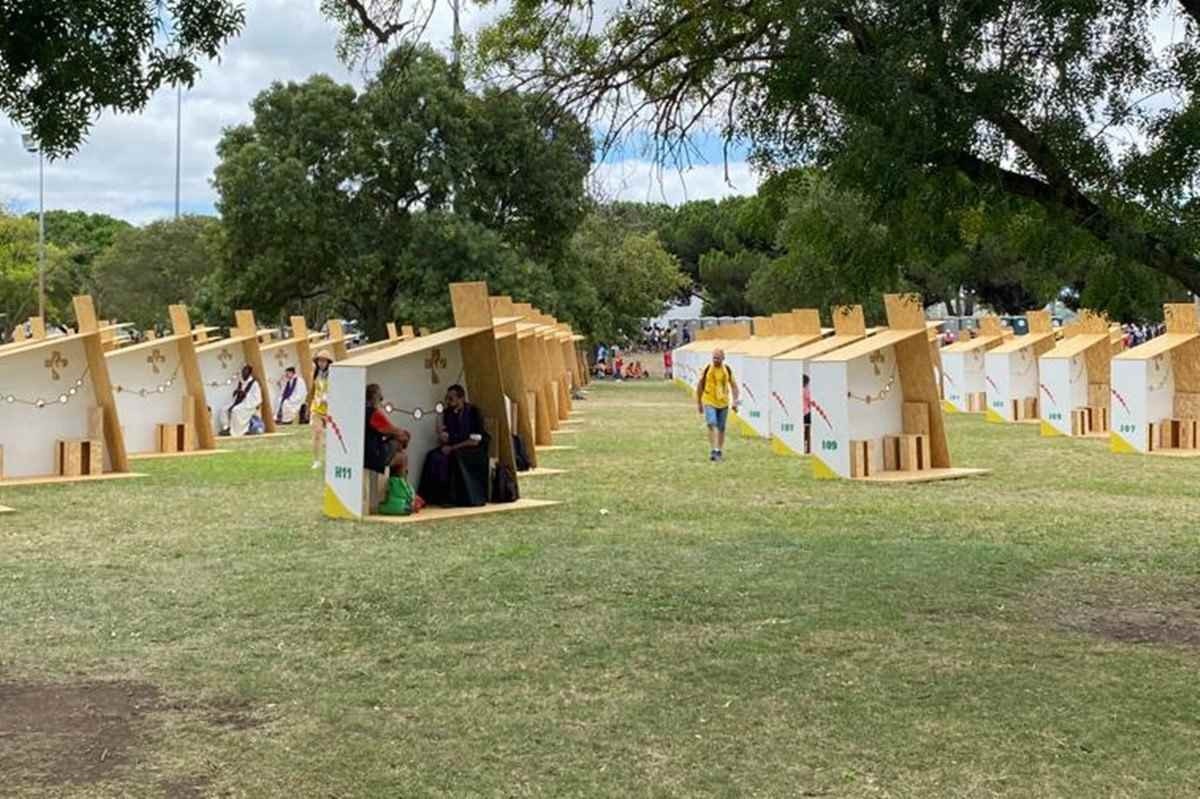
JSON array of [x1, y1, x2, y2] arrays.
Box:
[[943, 349, 985, 412], [809, 360, 851, 477], [769, 357, 806, 454], [324, 364, 367, 517], [262, 342, 304, 401], [738, 355, 772, 437], [844, 344, 904, 473], [107, 342, 188, 455], [196, 345, 242, 436], [0, 339, 100, 478], [1111, 359, 1151, 451], [1039, 356, 1088, 435], [984, 351, 1015, 421]]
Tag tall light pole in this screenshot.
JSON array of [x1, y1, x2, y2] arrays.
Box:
[[20, 133, 46, 320], [174, 84, 182, 219]]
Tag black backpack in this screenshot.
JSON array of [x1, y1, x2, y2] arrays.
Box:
[[492, 463, 519, 503]]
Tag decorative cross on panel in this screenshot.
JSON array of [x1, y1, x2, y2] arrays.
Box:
[[45, 351, 69, 381], [868, 350, 886, 376], [147, 349, 166, 374], [217, 348, 234, 369], [274, 348, 289, 369], [425, 348, 447, 385]]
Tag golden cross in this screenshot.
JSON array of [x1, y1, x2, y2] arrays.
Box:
[[425, 348, 447, 385], [44, 351, 68, 381], [147, 348, 166, 374], [868, 350, 886, 376], [274, 348, 289, 368], [217, 348, 233, 368]]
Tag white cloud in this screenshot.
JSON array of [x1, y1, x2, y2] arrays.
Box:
[[590, 159, 761, 206]]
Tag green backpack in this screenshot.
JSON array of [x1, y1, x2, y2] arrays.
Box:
[[378, 477, 414, 516]]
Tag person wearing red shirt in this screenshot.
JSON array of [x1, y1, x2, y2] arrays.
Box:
[[802, 374, 813, 454], [663, 350, 673, 379], [365, 383, 411, 478]]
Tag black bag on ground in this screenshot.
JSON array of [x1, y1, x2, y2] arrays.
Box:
[[512, 434, 532, 472], [492, 463, 519, 503]]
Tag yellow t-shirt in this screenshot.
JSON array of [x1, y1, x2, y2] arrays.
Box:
[[311, 373, 330, 416], [700, 364, 732, 408]]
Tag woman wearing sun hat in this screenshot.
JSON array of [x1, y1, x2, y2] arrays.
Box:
[[310, 349, 334, 469]]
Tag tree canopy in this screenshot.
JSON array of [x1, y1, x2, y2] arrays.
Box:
[[0, 1, 245, 156], [212, 47, 594, 338], [449, 0, 1200, 296]]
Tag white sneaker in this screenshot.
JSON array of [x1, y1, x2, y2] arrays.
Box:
[[311, 460, 322, 470]]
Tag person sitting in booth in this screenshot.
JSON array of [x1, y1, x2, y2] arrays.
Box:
[[275, 366, 307, 424], [219, 364, 263, 437], [364, 384, 415, 515], [418, 384, 490, 507]]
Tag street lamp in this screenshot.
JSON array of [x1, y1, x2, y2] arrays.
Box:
[[20, 133, 46, 321]]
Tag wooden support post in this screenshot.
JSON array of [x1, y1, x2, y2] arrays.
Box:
[[850, 439, 874, 478], [902, 402, 930, 435], [883, 435, 901, 471]]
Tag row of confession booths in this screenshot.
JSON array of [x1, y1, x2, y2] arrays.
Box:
[[983, 311, 1058, 423], [1110, 303, 1200, 457], [322, 281, 560, 524], [0, 298, 357, 492], [940, 317, 1013, 414]]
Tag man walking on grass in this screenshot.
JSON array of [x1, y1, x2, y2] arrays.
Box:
[[696, 348, 739, 462]]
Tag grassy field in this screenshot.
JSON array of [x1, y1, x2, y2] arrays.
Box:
[[2, 378, 1199, 798]]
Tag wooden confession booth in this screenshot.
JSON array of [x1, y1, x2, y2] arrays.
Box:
[[729, 310, 826, 440], [770, 306, 874, 457], [1, 316, 47, 353], [940, 316, 1013, 414], [0, 296, 139, 486], [672, 323, 753, 391], [983, 311, 1058, 424], [322, 281, 559, 524], [807, 294, 988, 483], [105, 304, 222, 459], [1110, 303, 1200, 457], [193, 311, 278, 439], [1038, 310, 1122, 439], [257, 316, 318, 425], [509, 302, 559, 449]]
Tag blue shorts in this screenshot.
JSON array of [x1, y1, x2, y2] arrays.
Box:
[[704, 405, 729, 432]]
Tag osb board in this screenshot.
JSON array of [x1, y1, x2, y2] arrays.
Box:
[[1113, 332, 1197, 361], [1087, 383, 1111, 410], [0, 472, 146, 488], [521, 467, 567, 477], [128, 448, 232, 461], [894, 332, 952, 468], [1164, 303, 1199, 334], [1171, 338, 1200, 394], [1026, 310, 1053, 334], [858, 467, 990, 484], [990, 331, 1057, 356], [831, 306, 867, 336], [1174, 392, 1200, 419], [537, 445, 577, 452], [360, 498, 561, 525], [884, 294, 926, 330]]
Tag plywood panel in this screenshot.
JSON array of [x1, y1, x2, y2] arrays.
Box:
[[73, 296, 128, 473]]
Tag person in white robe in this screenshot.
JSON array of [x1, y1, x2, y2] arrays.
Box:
[[220, 365, 263, 436], [275, 366, 307, 424]]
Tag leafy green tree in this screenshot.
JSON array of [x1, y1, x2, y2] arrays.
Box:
[[91, 216, 225, 331], [462, 0, 1200, 296], [554, 210, 689, 343], [0, 1, 244, 155], [32, 210, 133, 299], [213, 48, 591, 338], [0, 210, 73, 331]]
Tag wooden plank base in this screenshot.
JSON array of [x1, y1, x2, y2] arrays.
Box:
[[129, 449, 233, 461], [221, 431, 301, 441], [0, 505, 14, 514], [520, 467, 568, 477], [1144, 448, 1200, 459], [0, 472, 146, 489], [363, 498, 561, 525], [537, 445, 577, 452], [858, 467, 990, 484]]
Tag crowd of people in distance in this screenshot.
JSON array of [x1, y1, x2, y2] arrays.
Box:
[[591, 343, 657, 381], [1120, 322, 1165, 349]]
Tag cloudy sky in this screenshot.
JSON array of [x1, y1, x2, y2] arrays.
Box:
[[0, 0, 758, 225]]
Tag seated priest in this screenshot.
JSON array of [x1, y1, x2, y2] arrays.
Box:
[[418, 384, 491, 507], [219, 364, 263, 437], [275, 366, 307, 424]]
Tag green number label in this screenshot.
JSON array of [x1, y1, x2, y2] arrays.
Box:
[[334, 466, 353, 480], [821, 440, 838, 451], [781, 423, 795, 433]]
